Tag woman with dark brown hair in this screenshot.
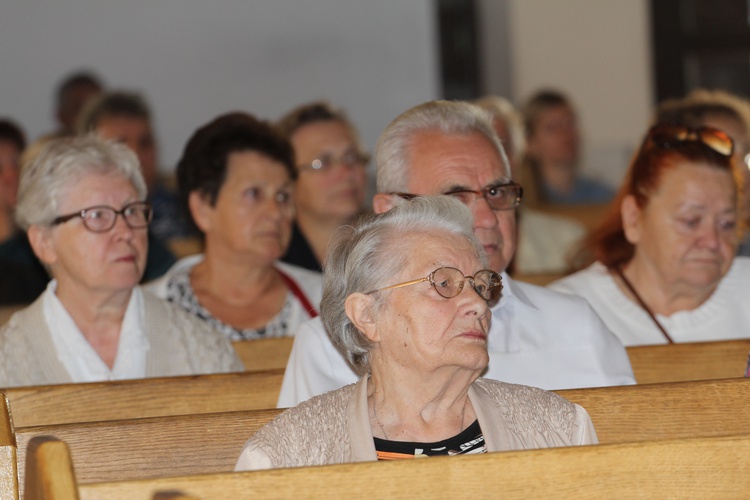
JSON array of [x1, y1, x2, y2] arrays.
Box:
[[550, 124, 750, 346]]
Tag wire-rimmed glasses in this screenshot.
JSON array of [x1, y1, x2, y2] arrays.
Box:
[[366, 266, 502, 303]]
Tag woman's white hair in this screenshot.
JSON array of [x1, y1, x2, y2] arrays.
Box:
[[15, 134, 145, 230], [321, 195, 486, 375], [375, 100, 511, 194]]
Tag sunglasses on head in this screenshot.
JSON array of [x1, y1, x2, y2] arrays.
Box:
[[646, 124, 734, 157]]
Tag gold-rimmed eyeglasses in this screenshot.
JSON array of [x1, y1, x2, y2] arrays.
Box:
[[366, 266, 502, 303]]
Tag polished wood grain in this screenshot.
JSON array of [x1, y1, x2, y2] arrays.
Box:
[[72, 435, 750, 499], [2, 369, 284, 428]]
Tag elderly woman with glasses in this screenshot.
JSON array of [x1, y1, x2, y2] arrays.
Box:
[[235, 196, 596, 471], [550, 124, 750, 346], [0, 136, 242, 388]]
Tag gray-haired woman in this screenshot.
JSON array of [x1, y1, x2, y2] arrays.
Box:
[[235, 196, 596, 470], [0, 136, 242, 387]]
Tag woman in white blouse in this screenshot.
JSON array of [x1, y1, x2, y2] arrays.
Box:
[[0, 136, 242, 387], [550, 124, 750, 346]]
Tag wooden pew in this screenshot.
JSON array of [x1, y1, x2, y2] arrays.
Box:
[[626, 338, 750, 384], [25, 434, 750, 499], [23, 436, 74, 500], [232, 338, 294, 372], [557, 377, 750, 444], [0, 395, 18, 500], [2, 369, 284, 428], [15, 408, 283, 492], [12, 377, 750, 491]]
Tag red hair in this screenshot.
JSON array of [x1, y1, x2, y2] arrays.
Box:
[[573, 139, 741, 270]]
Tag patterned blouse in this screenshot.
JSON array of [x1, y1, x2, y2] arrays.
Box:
[[163, 266, 294, 341]]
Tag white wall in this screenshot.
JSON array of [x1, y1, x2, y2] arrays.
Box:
[[1, 1, 657, 191], [0, 1, 439, 175], [506, 0, 654, 188]]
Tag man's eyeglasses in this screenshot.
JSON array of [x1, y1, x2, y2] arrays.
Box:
[[366, 266, 503, 303], [391, 182, 523, 211], [646, 124, 734, 157], [51, 201, 153, 233], [298, 150, 370, 172]]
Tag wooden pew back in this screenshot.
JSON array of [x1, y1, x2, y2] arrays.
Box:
[[69, 434, 750, 499], [626, 338, 750, 384], [2, 369, 283, 428], [231, 338, 293, 372], [12, 377, 750, 492], [557, 377, 750, 444], [0, 395, 18, 500], [15, 408, 283, 492]]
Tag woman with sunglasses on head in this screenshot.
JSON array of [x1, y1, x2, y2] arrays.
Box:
[[550, 124, 749, 346], [236, 196, 596, 471], [0, 136, 242, 388]]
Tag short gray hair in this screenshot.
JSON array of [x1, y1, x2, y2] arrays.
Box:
[[15, 135, 145, 230], [375, 100, 511, 193], [321, 195, 485, 375]]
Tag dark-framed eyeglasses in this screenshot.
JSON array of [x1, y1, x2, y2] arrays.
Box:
[[51, 201, 153, 233], [646, 124, 734, 157], [391, 182, 523, 211], [298, 150, 370, 172], [365, 266, 502, 303]]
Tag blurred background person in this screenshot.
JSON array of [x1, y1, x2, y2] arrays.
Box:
[[0, 119, 25, 243], [521, 89, 614, 206], [0, 119, 49, 304], [147, 112, 322, 341], [655, 88, 750, 256], [237, 196, 596, 470], [550, 124, 749, 345], [0, 136, 242, 387], [78, 90, 193, 243], [0, 132, 60, 304], [475, 96, 586, 275], [53, 70, 104, 136], [277, 101, 369, 272]]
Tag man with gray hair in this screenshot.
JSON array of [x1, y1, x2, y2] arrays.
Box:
[[278, 100, 634, 407]]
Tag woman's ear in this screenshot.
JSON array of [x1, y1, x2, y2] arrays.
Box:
[[27, 225, 57, 266], [188, 191, 212, 233], [345, 292, 379, 342], [621, 194, 642, 244], [372, 194, 397, 215]]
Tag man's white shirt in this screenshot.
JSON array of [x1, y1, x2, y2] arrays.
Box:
[[278, 273, 635, 407]]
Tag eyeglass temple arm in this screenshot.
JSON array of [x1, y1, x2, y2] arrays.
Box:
[[365, 277, 430, 295]]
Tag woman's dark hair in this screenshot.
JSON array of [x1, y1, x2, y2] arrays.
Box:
[[176, 112, 295, 231], [0, 119, 26, 151], [572, 128, 741, 270], [277, 101, 353, 139]]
